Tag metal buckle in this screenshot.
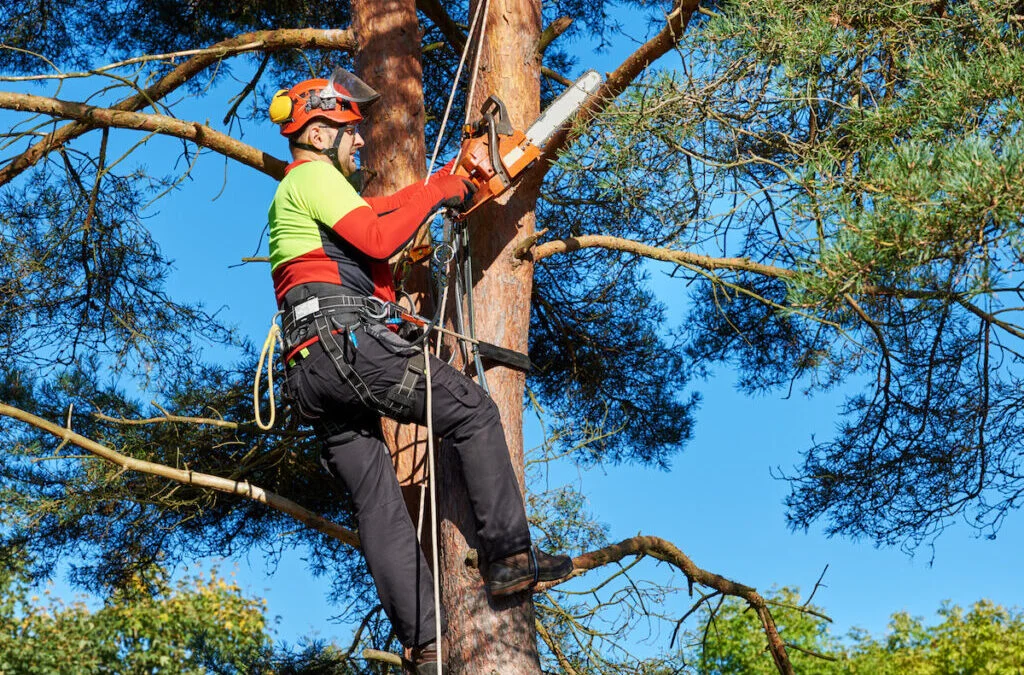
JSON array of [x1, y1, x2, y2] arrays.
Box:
[[361, 296, 389, 322]]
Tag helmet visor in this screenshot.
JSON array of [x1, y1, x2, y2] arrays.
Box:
[[321, 67, 381, 105]]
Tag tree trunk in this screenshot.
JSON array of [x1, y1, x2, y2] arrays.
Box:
[[438, 0, 543, 672], [352, 0, 426, 192], [353, 0, 543, 670], [350, 0, 434, 534]]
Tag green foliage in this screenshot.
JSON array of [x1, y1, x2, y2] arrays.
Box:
[[4, 0, 1024, 667], [0, 165, 235, 383], [845, 600, 1024, 674], [529, 256, 700, 467], [687, 588, 836, 674], [682, 589, 1024, 674], [0, 360, 372, 604], [533, 0, 1024, 548], [0, 561, 270, 674]]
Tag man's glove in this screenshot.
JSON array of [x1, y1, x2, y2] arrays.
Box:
[[434, 174, 478, 213]]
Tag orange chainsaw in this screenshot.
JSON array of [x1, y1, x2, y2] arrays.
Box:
[[451, 70, 602, 218]]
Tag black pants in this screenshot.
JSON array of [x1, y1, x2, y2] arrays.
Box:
[[284, 319, 531, 648]]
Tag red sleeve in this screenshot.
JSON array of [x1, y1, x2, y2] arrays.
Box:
[[364, 181, 427, 215], [332, 183, 449, 260], [364, 161, 456, 215]]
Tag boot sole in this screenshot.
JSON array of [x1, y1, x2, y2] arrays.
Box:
[[487, 561, 574, 596], [487, 575, 537, 596]]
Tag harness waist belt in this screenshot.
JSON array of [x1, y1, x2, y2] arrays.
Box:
[[282, 294, 385, 337], [282, 292, 410, 367]]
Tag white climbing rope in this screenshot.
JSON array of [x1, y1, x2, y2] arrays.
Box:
[[461, 0, 492, 130], [423, 341, 444, 675], [416, 3, 495, 669], [426, 0, 492, 180]]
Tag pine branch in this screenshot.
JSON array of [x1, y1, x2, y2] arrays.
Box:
[[0, 91, 287, 179], [0, 27, 355, 187], [0, 402, 359, 548], [518, 234, 1024, 340]]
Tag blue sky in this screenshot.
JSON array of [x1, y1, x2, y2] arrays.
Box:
[[6, 6, 1024, 661]]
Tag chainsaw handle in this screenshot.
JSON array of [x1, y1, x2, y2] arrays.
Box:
[[483, 109, 512, 189], [478, 96, 513, 135]]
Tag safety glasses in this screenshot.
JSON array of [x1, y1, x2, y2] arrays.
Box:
[[314, 123, 360, 137]]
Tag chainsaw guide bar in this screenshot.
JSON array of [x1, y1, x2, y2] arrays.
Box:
[[452, 70, 603, 218]]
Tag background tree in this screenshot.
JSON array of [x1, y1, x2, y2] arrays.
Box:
[[0, 561, 270, 674], [684, 589, 1024, 674], [1, 0, 1022, 673]]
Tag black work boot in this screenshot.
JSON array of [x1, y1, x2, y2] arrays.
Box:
[[485, 546, 574, 596], [404, 640, 445, 675]]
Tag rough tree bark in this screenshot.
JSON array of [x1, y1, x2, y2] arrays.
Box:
[[348, 0, 433, 491], [436, 0, 545, 673], [352, 0, 426, 193], [353, 1, 544, 671]]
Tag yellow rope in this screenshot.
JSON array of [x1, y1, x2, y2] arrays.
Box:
[[254, 317, 283, 431]]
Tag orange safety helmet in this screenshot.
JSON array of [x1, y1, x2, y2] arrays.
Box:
[[269, 67, 380, 136]]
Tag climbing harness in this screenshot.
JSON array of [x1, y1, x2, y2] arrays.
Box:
[[280, 292, 432, 422]]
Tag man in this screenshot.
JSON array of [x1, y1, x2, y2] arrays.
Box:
[[266, 69, 573, 673]]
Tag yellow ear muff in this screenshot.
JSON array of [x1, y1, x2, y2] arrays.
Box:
[[268, 89, 293, 124]]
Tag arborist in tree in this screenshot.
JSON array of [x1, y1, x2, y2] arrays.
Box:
[[265, 69, 573, 672]]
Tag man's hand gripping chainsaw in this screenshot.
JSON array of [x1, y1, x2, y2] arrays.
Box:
[[450, 70, 602, 218]]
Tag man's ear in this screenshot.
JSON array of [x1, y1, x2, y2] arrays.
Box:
[[305, 126, 320, 149]]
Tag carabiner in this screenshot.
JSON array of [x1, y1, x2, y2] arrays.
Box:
[[361, 296, 389, 322]]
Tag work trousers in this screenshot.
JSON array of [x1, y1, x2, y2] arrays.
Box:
[[283, 318, 531, 648]]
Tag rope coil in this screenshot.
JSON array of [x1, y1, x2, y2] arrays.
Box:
[[254, 316, 283, 431]]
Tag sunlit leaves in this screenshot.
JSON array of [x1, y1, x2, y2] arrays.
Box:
[[0, 561, 270, 674], [684, 589, 1024, 674]]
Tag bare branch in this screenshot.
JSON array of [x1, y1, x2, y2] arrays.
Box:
[[516, 233, 797, 280], [765, 598, 833, 623], [223, 53, 271, 125], [783, 641, 839, 662], [536, 618, 582, 675], [0, 402, 359, 548], [417, 0, 467, 54], [362, 649, 402, 666], [536, 17, 574, 56], [541, 66, 574, 87], [803, 564, 830, 608], [538, 534, 794, 675], [0, 91, 287, 179], [0, 27, 355, 187], [93, 410, 310, 437]]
